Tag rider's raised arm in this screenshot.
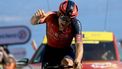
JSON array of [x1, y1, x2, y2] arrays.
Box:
[[72, 19, 83, 64], [31, 10, 53, 25]]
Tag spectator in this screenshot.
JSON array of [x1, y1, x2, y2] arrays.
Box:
[[0, 45, 16, 69]]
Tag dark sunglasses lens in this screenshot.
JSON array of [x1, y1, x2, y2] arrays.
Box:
[[60, 16, 70, 22]]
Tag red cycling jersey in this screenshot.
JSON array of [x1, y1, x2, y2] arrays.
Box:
[[39, 12, 81, 48]]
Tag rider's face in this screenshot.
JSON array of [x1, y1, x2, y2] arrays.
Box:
[[58, 15, 71, 31]]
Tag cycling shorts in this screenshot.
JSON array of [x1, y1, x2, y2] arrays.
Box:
[[42, 45, 75, 66]]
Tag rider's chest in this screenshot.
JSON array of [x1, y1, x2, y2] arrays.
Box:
[[47, 22, 73, 39]]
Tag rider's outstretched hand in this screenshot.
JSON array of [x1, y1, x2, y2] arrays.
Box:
[[31, 9, 46, 24], [34, 9, 46, 18]]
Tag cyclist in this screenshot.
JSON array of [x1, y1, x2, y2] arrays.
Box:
[[31, 0, 83, 69]]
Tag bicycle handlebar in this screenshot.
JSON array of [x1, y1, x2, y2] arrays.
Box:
[[44, 65, 73, 69]]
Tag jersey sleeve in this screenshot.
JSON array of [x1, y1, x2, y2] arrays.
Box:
[[72, 18, 82, 44], [72, 18, 82, 35]]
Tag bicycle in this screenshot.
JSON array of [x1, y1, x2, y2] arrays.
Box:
[[43, 63, 73, 69]]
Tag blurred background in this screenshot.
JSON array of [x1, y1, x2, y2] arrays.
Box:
[[0, 0, 122, 60]]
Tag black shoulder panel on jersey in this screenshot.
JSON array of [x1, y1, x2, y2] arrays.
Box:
[[71, 18, 82, 35]]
